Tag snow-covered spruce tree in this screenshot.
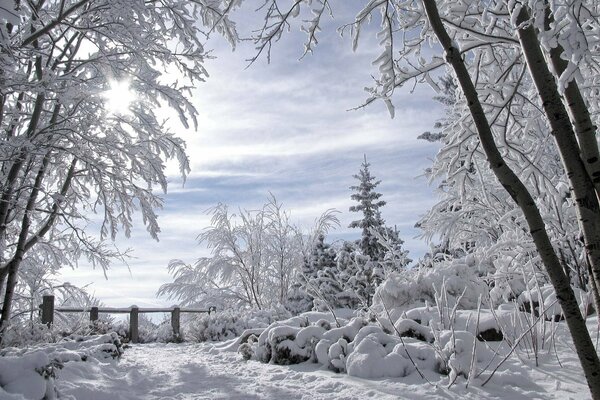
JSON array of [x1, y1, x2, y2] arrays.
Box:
[[348, 156, 387, 262], [334, 241, 361, 309], [237, 0, 600, 395], [347, 157, 410, 306], [302, 233, 342, 310], [284, 281, 313, 315]]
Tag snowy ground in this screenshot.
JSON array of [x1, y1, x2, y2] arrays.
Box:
[[55, 335, 591, 400]]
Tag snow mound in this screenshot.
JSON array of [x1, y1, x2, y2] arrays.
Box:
[[0, 333, 123, 399]]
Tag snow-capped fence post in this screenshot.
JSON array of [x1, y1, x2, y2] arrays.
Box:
[[41, 295, 54, 326], [130, 306, 139, 343], [171, 307, 180, 337]]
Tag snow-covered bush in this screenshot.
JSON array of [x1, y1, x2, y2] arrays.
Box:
[[516, 284, 592, 321], [0, 322, 57, 349], [375, 255, 488, 313], [0, 333, 123, 399], [0, 350, 58, 400], [185, 308, 290, 342], [240, 305, 522, 384], [1, 312, 115, 348]]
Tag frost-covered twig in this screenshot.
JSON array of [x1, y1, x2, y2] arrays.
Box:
[[466, 295, 482, 389]]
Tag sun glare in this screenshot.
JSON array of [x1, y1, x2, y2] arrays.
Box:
[[103, 80, 137, 115]]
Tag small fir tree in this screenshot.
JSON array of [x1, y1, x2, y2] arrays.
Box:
[[285, 281, 313, 315], [335, 241, 362, 309], [300, 234, 343, 309], [347, 157, 411, 306], [349, 155, 388, 261], [378, 226, 412, 275]]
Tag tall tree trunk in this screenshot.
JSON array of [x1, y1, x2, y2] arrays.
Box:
[[0, 157, 76, 333], [0, 153, 50, 329], [421, 1, 600, 397], [543, 8, 600, 194]]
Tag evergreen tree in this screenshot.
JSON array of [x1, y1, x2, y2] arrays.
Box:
[[285, 281, 313, 315], [300, 234, 332, 285], [378, 226, 412, 275], [300, 234, 343, 310], [347, 157, 411, 307], [349, 155, 387, 262], [335, 241, 361, 309]]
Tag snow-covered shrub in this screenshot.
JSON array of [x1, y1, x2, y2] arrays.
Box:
[[436, 330, 494, 382], [375, 255, 487, 313], [186, 308, 290, 342], [256, 324, 325, 365], [0, 321, 57, 348], [0, 313, 116, 348], [1, 332, 124, 361], [0, 333, 123, 399], [241, 306, 522, 383], [516, 284, 591, 321], [345, 327, 414, 378], [0, 351, 57, 400]]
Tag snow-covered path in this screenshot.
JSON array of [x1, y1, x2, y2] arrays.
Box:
[[57, 343, 415, 400], [55, 341, 589, 400], [55, 343, 388, 399]]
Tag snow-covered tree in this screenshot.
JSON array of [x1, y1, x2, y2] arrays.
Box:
[[0, 0, 237, 331], [284, 281, 313, 315], [301, 234, 340, 310], [345, 158, 410, 306], [348, 156, 387, 262], [159, 197, 339, 310], [334, 241, 361, 309]]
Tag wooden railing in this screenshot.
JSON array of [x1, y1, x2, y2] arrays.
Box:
[[39, 295, 216, 343]]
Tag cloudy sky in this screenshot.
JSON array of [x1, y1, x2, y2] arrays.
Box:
[[59, 4, 444, 308]]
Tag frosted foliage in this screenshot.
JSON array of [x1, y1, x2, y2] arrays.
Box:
[[375, 255, 488, 312], [159, 197, 339, 310], [185, 308, 289, 342], [243, 0, 598, 120]]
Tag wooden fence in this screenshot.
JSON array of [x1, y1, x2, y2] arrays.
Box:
[[40, 295, 216, 343]]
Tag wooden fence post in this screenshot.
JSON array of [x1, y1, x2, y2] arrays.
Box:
[[171, 307, 180, 338], [90, 306, 99, 322], [130, 306, 139, 343], [41, 295, 54, 326]]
